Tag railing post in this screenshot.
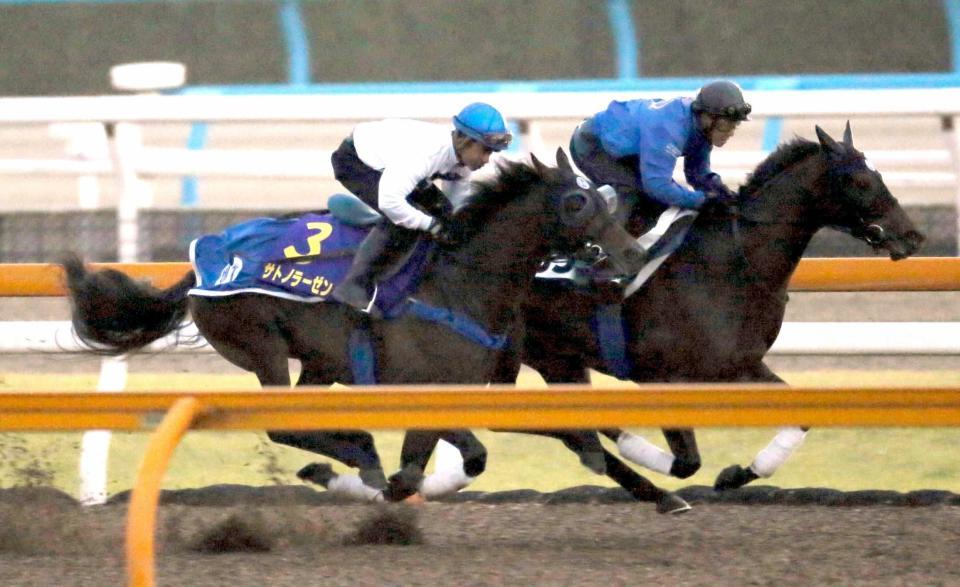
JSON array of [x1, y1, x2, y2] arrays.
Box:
[[125, 397, 204, 587], [108, 62, 186, 263]]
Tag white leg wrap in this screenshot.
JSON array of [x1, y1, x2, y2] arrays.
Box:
[[616, 431, 675, 475], [419, 468, 475, 500], [327, 474, 384, 502], [750, 427, 807, 478]]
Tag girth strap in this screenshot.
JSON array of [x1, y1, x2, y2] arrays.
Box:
[[407, 299, 508, 350], [590, 303, 632, 380]]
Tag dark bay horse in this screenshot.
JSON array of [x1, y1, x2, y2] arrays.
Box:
[[61, 151, 689, 509], [492, 124, 925, 490]]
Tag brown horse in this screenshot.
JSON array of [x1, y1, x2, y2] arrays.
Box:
[[62, 152, 690, 509], [492, 124, 925, 490]]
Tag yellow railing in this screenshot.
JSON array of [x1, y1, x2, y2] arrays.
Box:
[[1, 256, 960, 297], [4, 384, 960, 587]]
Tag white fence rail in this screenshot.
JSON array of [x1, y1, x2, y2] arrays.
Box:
[[2, 90, 960, 172], [2, 88, 960, 187], [2, 88, 959, 255], [2, 320, 959, 356]]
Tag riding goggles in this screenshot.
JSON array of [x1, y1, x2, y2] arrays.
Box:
[[714, 103, 752, 121], [476, 131, 513, 151]]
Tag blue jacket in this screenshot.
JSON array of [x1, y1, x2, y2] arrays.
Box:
[[590, 97, 722, 208]]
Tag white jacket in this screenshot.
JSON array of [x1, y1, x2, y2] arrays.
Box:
[[352, 119, 473, 231]]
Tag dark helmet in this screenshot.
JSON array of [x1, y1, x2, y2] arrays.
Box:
[[691, 80, 752, 121], [453, 102, 512, 151]]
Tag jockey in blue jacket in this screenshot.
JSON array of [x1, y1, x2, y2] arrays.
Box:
[[330, 102, 512, 318], [570, 80, 751, 234]]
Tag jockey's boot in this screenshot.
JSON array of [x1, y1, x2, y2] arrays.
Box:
[[331, 224, 414, 319]]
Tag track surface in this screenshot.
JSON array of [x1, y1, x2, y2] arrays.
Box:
[[1, 486, 959, 586]]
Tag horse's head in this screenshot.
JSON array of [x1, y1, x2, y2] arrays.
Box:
[[532, 148, 647, 275], [815, 123, 924, 260]]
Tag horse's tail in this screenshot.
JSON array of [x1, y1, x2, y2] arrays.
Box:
[[61, 254, 196, 356]]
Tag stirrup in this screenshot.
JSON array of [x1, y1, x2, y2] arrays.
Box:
[[332, 283, 382, 319]]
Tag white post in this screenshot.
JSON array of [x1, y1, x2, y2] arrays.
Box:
[[107, 61, 187, 262], [107, 122, 146, 263], [78, 355, 128, 505], [77, 63, 187, 506]]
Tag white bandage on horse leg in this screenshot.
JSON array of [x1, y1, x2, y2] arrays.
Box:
[[616, 431, 675, 475], [750, 427, 807, 478], [327, 473, 384, 502], [419, 468, 475, 500]]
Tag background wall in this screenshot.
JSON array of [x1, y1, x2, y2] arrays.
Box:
[[0, 0, 950, 96]]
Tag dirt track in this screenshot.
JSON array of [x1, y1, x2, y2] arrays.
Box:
[[1, 486, 959, 586]]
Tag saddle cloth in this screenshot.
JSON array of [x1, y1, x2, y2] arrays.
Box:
[[535, 206, 698, 299], [188, 212, 431, 316]]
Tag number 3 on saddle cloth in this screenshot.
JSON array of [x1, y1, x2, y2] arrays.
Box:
[[188, 209, 432, 319]]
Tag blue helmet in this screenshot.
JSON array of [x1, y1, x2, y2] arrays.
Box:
[[453, 102, 512, 151]]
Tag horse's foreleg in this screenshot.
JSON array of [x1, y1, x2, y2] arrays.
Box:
[[381, 430, 441, 502], [714, 426, 809, 491], [714, 364, 808, 491], [489, 330, 523, 384]]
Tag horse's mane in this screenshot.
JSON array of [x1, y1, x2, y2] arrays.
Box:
[[741, 137, 821, 196], [449, 159, 544, 239]]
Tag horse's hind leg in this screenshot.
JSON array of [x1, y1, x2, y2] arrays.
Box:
[[504, 429, 608, 475], [277, 363, 388, 491], [662, 429, 702, 478], [601, 449, 690, 514], [385, 430, 486, 502], [414, 430, 488, 500]]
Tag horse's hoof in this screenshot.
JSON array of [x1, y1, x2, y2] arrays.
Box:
[[403, 492, 426, 505], [579, 451, 607, 475], [383, 465, 425, 502], [296, 462, 335, 488], [713, 464, 760, 491], [656, 492, 692, 515]]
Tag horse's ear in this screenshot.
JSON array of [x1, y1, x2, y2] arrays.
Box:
[[815, 125, 842, 156], [842, 120, 854, 148], [555, 148, 573, 172], [530, 153, 550, 176]]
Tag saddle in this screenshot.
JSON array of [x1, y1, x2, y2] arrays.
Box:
[[536, 206, 698, 300], [187, 199, 432, 317]]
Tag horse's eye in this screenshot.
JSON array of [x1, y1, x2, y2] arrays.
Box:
[[563, 192, 589, 214]]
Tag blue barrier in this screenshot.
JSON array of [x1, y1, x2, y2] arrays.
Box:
[[607, 0, 639, 79], [277, 0, 310, 86], [176, 72, 960, 97], [946, 0, 960, 72]]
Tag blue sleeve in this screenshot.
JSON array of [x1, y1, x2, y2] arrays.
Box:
[[638, 123, 706, 209], [684, 145, 718, 192]]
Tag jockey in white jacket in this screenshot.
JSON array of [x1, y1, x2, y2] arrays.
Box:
[[330, 102, 512, 318]]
